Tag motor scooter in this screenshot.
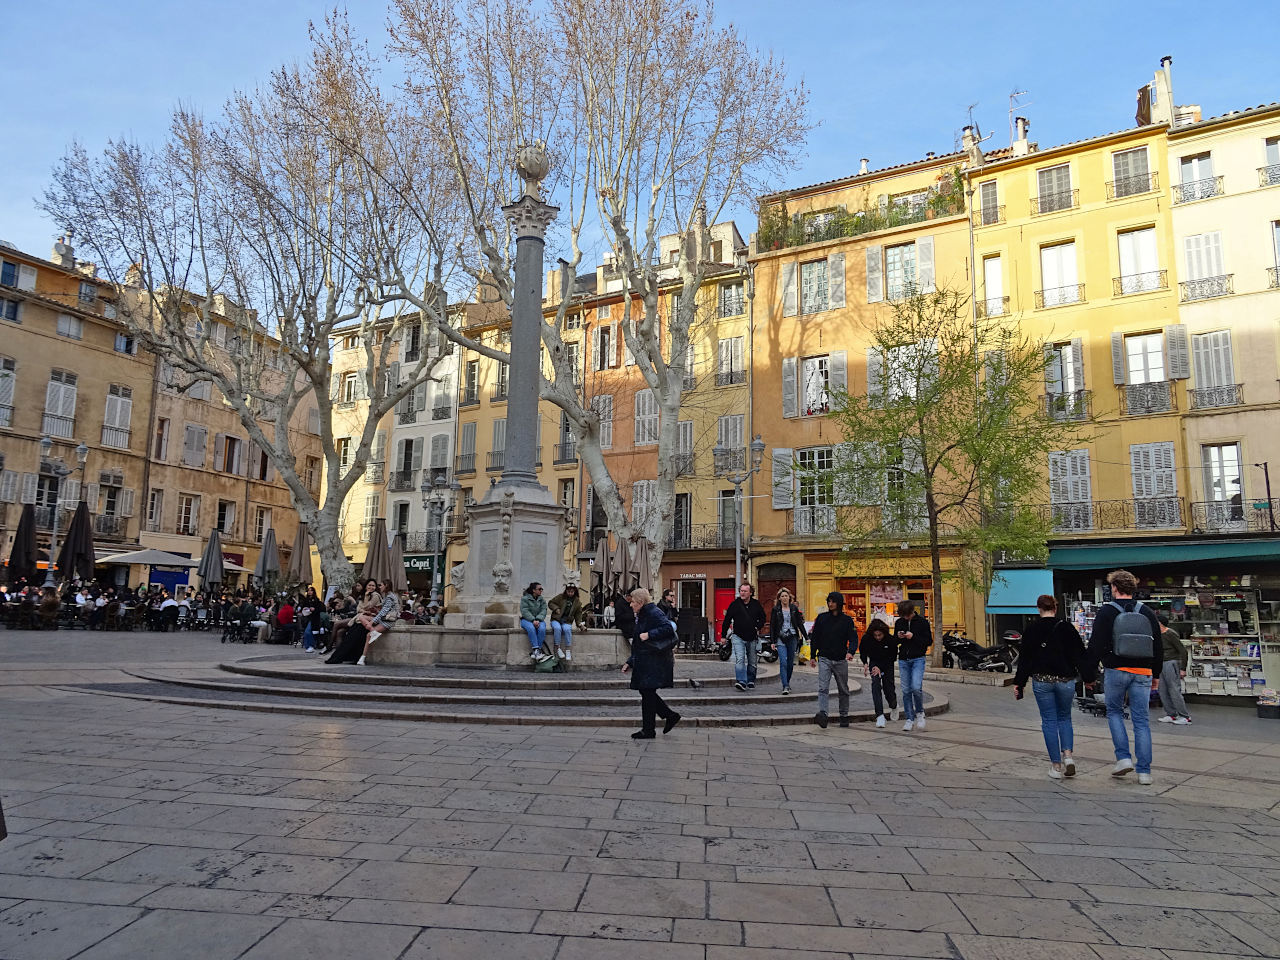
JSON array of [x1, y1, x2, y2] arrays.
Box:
[[940, 628, 1019, 673]]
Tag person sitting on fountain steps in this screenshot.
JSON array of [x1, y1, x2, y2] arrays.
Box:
[[521, 582, 550, 661]]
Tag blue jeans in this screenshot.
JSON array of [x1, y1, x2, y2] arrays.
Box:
[[302, 624, 315, 651], [521, 619, 546, 650], [1104, 668, 1152, 774], [1032, 679, 1075, 763], [899, 657, 926, 720], [551, 621, 573, 647], [731, 634, 758, 686], [777, 636, 799, 687]]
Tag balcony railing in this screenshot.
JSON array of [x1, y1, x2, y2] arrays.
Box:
[[491, 387, 508, 403], [335, 400, 356, 412], [1043, 390, 1091, 422], [459, 393, 480, 408], [1106, 171, 1159, 199], [1189, 384, 1243, 409], [713, 449, 746, 473], [1268, 266, 1279, 289], [93, 514, 127, 539], [1260, 164, 1280, 188], [398, 408, 418, 425], [715, 369, 746, 387], [554, 441, 577, 464], [1034, 284, 1085, 309], [1037, 498, 1185, 533], [973, 205, 1005, 227], [365, 461, 385, 484], [756, 197, 965, 251], [682, 373, 697, 391], [431, 405, 450, 421], [456, 452, 476, 475], [1173, 176, 1223, 203], [673, 452, 694, 476], [0, 404, 11, 428], [486, 450, 505, 471], [1030, 189, 1079, 216], [1191, 499, 1280, 534], [388, 468, 417, 492], [1113, 270, 1168, 296], [788, 505, 839, 536], [1180, 275, 1233, 302], [975, 296, 1009, 318], [100, 426, 131, 449], [42, 413, 75, 438], [1121, 380, 1175, 416], [665, 522, 738, 551], [582, 527, 608, 552]]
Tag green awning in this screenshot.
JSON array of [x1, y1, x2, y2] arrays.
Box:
[[1048, 539, 1280, 571], [987, 568, 1055, 614]]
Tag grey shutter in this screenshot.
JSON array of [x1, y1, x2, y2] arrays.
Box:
[[84, 482, 99, 512], [16, 264, 37, 291], [1044, 346, 1061, 393], [771, 447, 794, 509], [780, 262, 798, 318], [307, 407, 321, 434], [20, 472, 37, 504], [61, 478, 80, 504], [781, 356, 798, 419], [916, 236, 935, 293], [1165, 324, 1191, 380], [1110, 332, 1126, 385], [827, 253, 846, 309], [120, 488, 135, 517], [866, 347, 884, 404], [329, 374, 341, 400], [865, 246, 884, 303], [213, 434, 226, 471], [833, 442, 855, 506], [388, 361, 400, 393], [411, 437, 424, 471], [0, 470, 16, 502], [430, 434, 449, 470], [372, 429, 387, 462], [1070, 338, 1084, 388], [828, 350, 848, 409]]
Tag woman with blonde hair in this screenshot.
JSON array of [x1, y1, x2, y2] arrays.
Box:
[[768, 587, 807, 695]]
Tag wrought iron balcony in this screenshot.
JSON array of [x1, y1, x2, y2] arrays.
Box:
[[1121, 381, 1175, 416], [788, 505, 839, 536], [459, 393, 480, 408], [42, 413, 75, 438], [1191, 499, 1280, 534], [398, 408, 418, 425], [553, 441, 577, 464], [1190, 384, 1243, 410], [365, 461, 385, 484], [673, 452, 694, 476], [431, 405, 450, 421], [1173, 176, 1223, 203], [0, 404, 12, 428], [1113, 270, 1168, 296], [973, 205, 1005, 227], [666, 522, 738, 551], [715, 369, 746, 387], [1030, 189, 1079, 216], [1180, 275, 1233, 301], [101, 426, 131, 449], [1034, 284, 1085, 309], [93, 514, 127, 539], [455, 452, 476, 475], [1268, 266, 1279, 289], [582, 527, 608, 552], [1260, 164, 1280, 188], [34, 505, 63, 530], [491, 386, 508, 403], [1043, 390, 1091, 422], [388, 468, 417, 492], [404, 529, 448, 553], [486, 450, 505, 471], [713, 448, 746, 473], [1106, 171, 1159, 199], [975, 296, 1009, 318], [335, 401, 356, 412], [682, 373, 697, 390], [1036, 497, 1185, 533]]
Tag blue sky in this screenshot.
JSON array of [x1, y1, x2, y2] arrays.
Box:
[[3, 0, 1276, 262]]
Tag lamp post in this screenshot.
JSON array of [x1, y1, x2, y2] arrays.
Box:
[[714, 434, 766, 591], [39, 436, 89, 587], [420, 472, 462, 606]]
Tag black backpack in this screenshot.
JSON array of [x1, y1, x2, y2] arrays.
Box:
[[1108, 601, 1155, 660]]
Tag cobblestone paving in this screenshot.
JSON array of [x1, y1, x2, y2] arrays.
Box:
[[2, 632, 1280, 958]]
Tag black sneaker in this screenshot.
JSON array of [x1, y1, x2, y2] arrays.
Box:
[[838, 716, 850, 728], [734, 681, 747, 692], [746, 682, 755, 689], [631, 730, 656, 739], [663, 713, 682, 734], [814, 711, 828, 729]]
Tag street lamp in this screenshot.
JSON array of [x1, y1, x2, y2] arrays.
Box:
[[420, 472, 462, 610], [39, 437, 89, 587], [714, 434, 766, 590]]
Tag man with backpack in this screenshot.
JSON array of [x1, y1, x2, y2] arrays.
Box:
[[1087, 569, 1163, 785]]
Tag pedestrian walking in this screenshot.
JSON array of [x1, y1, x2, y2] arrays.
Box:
[[1156, 611, 1192, 725], [722, 582, 765, 692], [1014, 594, 1089, 780], [895, 601, 932, 731], [1087, 569, 1163, 785], [809, 591, 858, 728], [769, 587, 807, 695], [621, 587, 680, 739], [859, 618, 898, 727]]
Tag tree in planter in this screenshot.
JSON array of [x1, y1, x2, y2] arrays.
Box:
[[798, 285, 1095, 646]]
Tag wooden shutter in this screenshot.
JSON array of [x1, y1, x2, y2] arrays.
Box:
[[120, 488, 135, 517], [781, 356, 798, 419], [0, 366, 13, 409], [1044, 346, 1062, 393], [213, 434, 226, 471], [44, 378, 61, 416], [307, 407, 321, 434], [828, 351, 848, 409], [0, 470, 16, 502], [833, 442, 855, 506], [623, 321, 635, 366], [492, 419, 506, 452], [84, 482, 99, 512], [865, 246, 884, 303], [595, 395, 612, 448], [677, 419, 693, 455], [1165, 324, 1191, 380], [1069, 450, 1092, 503], [460, 420, 476, 456], [411, 437, 424, 471], [585, 484, 594, 527], [372, 429, 387, 462], [1110, 333, 1126, 385], [1192, 330, 1234, 389], [16, 264, 36, 291], [1070, 338, 1084, 390], [329, 373, 341, 399], [61, 478, 80, 504], [780, 262, 798, 317], [916, 236, 935, 293], [20, 472, 37, 504], [866, 347, 884, 404], [771, 447, 794, 509], [827, 252, 846, 308], [1131, 442, 1177, 498], [430, 434, 449, 469]]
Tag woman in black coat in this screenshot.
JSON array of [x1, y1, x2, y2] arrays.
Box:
[[768, 587, 808, 694], [621, 587, 681, 739]]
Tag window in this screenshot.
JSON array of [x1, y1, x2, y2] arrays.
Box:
[[255, 507, 272, 544], [0, 356, 14, 428], [719, 281, 745, 317], [1117, 227, 1160, 293], [56, 313, 83, 340], [1179, 152, 1215, 200], [890, 190, 928, 218], [594, 324, 613, 370], [800, 259, 828, 314], [634, 389, 658, 445], [1045, 340, 1084, 404], [1124, 332, 1165, 385], [305, 456, 321, 492], [216, 500, 237, 536], [632, 479, 655, 527], [1039, 242, 1079, 306], [559, 478, 576, 508], [884, 242, 916, 300], [337, 437, 352, 470], [1264, 139, 1280, 187], [598, 302, 611, 319], [1036, 163, 1073, 212], [219, 434, 242, 473], [978, 180, 999, 224], [342, 372, 360, 402], [182, 424, 207, 467], [564, 312, 581, 330], [1048, 449, 1092, 530], [459, 421, 476, 459], [0, 299, 18, 324], [982, 256, 1004, 315], [591, 394, 613, 448], [795, 446, 836, 534], [495, 361, 509, 397], [718, 489, 738, 540], [177, 494, 200, 536], [114, 332, 136, 354], [882, 341, 934, 401], [1112, 147, 1151, 197], [43, 369, 78, 438], [393, 501, 410, 536], [676, 419, 693, 474], [464, 359, 479, 402], [102, 384, 132, 449], [1130, 441, 1180, 528], [78, 281, 96, 305], [1203, 443, 1243, 527], [717, 414, 744, 470], [341, 334, 358, 351], [672, 492, 691, 546], [669, 292, 681, 321], [0, 261, 16, 287], [716, 337, 744, 385], [564, 341, 581, 384], [1191, 331, 1237, 408], [147, 490, 163, 532], [800, 355, 829, 416]]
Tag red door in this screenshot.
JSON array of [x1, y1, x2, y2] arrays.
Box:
[[713, 586, 736, 641]]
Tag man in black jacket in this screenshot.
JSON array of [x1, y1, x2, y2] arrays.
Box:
[[1087, 569, 1162, 784], [810, 591, 858, 728], [722, 582, 765, 692]]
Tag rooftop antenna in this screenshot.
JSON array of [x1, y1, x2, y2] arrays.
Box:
[[954, 104, 990, 156], [1008, 89, 1030, 148]]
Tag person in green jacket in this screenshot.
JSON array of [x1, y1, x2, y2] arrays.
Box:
[[548, 584, 586, 661], [1156, 611, 1192, 725], [520, 582, 550, 661]]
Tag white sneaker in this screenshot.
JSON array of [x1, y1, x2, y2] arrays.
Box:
[[563, 649, 572, 662], [1047, 765, 1062, 780], [890, 707, 900, 721], [555, 646, 565, 659], [916, 717, 926, 731], [1137, 773, 1153, 785], [1112, 758, 1134, 778], [875, 715, 886, 728], [903, 719, 914, 732], [1173, 717, 1190, 725], [1063, 757, 1076, 777], [1158, 715, 1176, 723], [531, 651, 540, 660], [356, 655, 366, 666]]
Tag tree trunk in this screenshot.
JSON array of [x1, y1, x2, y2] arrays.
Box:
[[309, 496, 356, 594]]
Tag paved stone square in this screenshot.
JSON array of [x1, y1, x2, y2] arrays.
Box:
[[3, 632, 1280, 958]]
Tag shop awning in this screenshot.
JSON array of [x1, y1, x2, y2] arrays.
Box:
[[1048, 539, 1280, 571], [986, 568, 1055, 614]]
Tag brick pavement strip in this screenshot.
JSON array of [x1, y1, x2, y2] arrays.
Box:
[[2, 634, 1279, 958]]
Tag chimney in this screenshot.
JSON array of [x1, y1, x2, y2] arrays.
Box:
[[961, 126, 984, 169], [925, 151, 936, 161], [1013, 117, 1031, 157], [1146, 56, 1174, 125], [859, 158, 869, 175], [50, 235, 74, 268]]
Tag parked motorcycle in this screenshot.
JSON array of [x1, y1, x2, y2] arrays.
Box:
[[716, 634, 778, 663], [940, 628, 1019, 673]]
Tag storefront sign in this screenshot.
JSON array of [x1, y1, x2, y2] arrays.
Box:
[[403, 555, 437, 576], [679, 572, 706, 580]]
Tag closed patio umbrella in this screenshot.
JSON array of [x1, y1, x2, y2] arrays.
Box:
[[196, 530, 226, 589], [590, 534, 612, 607], [629, 538, 652, 594], [253, 528, 281, 585], [56, 500, 97, 582], [387, 532, 409, 593], [6, 503, 38, 585], [610, 536, 631, 594], [360, 518, 393, 585], [284, 522, 314, 585]]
